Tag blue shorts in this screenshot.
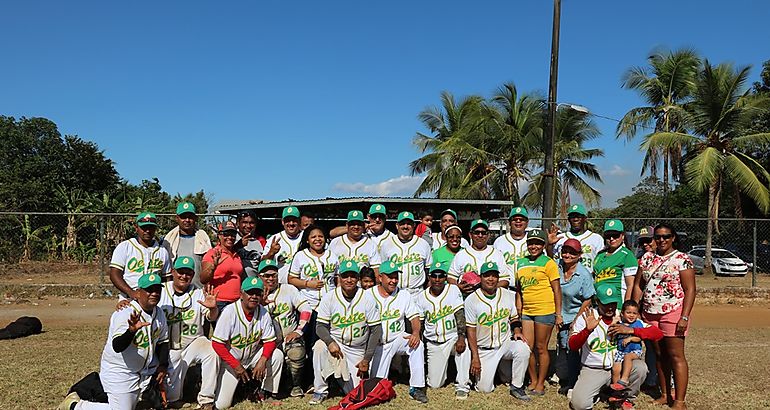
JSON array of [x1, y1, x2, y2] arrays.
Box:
[[521, 313, 556, 326], [614, 349, 643, 363]]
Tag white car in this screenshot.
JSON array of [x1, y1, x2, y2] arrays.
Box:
[[687, 247, 749, 276]]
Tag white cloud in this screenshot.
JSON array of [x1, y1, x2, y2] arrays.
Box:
[[333, 175, 425, 196], [608, 165, 630, 176]]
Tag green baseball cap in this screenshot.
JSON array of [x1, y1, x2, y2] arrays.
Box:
[[242, 276, 265, 292], [509, 206, 528, 219], [258, 258, 278, 273], [440, 209, 458, 219], [137, 273, 162, 289], [379, 260, 401, 275], [339, 260, 361, 274], [470, 219, 489, 230], [347, 210, 365, 222], [594, 282, 618, 305], [604, 219, 624, 232], [480, 261, 500, 275], [368, 204, 386, 216], [567, 204, 587, 217], [176, 202, 197, 215], [429, 261, 449, 274], [174, 256, 195, 271], [527, 228, 547, 244], [136, 212, 158, 227], [282, 206, 300, 220], [396, 211, 415, 223]]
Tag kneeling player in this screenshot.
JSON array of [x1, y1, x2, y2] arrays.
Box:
[[416, 261, 471, 399], [310, 261, 382, 405], [369, 261, 428, 403], [260, 258, 312, 397], [60, 274, 169, 410], [212, 277, 284, 409], [159, 257, 220, 409], [466, 262, 531, 401]]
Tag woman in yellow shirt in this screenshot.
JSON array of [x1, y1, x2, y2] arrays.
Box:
[[515, 228, 562, 395]]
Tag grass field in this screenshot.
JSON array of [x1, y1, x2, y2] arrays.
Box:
[[1, 299, 769, 410]]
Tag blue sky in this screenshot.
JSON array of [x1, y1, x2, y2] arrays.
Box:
[[2, 1, 768, 209]]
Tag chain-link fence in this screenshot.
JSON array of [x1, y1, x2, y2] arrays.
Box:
[[0, 212, 768, 289]]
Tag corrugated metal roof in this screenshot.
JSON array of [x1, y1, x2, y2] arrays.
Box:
[[213, 196, 515, 212]]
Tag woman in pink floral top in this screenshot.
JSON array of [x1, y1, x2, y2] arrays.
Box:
[[632, 223, 695, 410]]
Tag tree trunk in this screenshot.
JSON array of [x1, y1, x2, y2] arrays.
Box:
[[662, 152, 670, 216], [65, 214, 77, 260], [704, 179, 720, 275]]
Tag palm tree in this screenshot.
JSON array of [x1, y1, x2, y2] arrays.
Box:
[[410, 92, 500, 199], [617, 49, 700, 214], [523, 108, 604, 218], [643, 61, 770, 272], [484, 83, 544, 203]]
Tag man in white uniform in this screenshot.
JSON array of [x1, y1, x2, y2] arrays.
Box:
[[260, 258, 312, 397], [493, 206, 530, 275], [465, 262, 531, 401], [449, 219, 511, 293], [262, 206, 303, 284], [310, 261, 383, 405], [416, 261, 471, 399], [328, 210, 381, 271], [378, 211, 433, 295], [158, 257, 219, 409], [62, 273, 169, 410], [110, 212, 171, 300], [431, 209, 470, 250], [368, 261, 428, 403], [366, 203, 395, 248], [552, 204, 605, 270], [211, 277, 284, 409]]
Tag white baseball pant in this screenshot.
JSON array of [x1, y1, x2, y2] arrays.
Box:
[[74, 391, 139, 410], [475, 338, 530, 393], [166, 337, 219, 405], [371, 333, 426, 388], [214, 347, 284, 409], [425, 335, 471, 392], [312, 340, 366, 395]]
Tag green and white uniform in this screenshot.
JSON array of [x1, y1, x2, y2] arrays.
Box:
[[110, 238, 171, 299], [266, 231, 303, 284], [553, 230, 605, 270], [448, 246, 511, 283], [328, 235, 381, 269], [288, 249, 338, 310], [493, 233, 529, 278], [592, 246, 638, 304], [378, 235, 432, 295]]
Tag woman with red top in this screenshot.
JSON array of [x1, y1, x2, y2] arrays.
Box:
[[201, 220, 245, 317], [632, 223, 695, 410]]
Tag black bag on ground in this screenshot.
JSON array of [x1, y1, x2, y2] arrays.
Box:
[[69, 372, 107, 403], [0, 316, 42, 340]]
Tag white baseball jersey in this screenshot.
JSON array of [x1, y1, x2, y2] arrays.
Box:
[[316, 287, 381, 348], [158, 283, 209, 350], [366, 287, 420, 344], [464, 288, 518, 349], [553, 230, 605, 270], [368, 229, 395, 249], [328, 235, 381, 269], [267, 231, 303, 284], [415, 284, 464, 343], [431, 232, 470, 250], [110, 238, 171, 295], [265, 284, 311, 336], [288, 248, 338, 310], [448, 246, 512, 283], [99, 301, 169, 393], [493, 233, 529, 276], [212, 302, 276, 364], [378, 236, 433, 292]]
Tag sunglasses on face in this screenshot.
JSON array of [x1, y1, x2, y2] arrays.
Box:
[[471, 230, 489, 236], [561, 249, 580, 256], [604, 233, 622, 240], [176, 270, 194, 276], [429, 273, 448, 278], [221, 231, 237, 238], [654, 234, 673, 240], [639, 238, 653, 245], [260, 273, 277, 278], [339, 272, 358, 279]]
